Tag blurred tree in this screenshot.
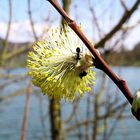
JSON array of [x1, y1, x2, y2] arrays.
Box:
[[0, 0, 12, 66], [49, 1, 71, 140]]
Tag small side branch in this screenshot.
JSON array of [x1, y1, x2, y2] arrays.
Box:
[[28, 0, 38, 40]]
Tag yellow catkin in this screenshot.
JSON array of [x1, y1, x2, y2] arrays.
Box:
[[27, 27, 96, 101]]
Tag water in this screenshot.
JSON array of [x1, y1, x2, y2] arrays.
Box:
[[0, 67, 140, 140]]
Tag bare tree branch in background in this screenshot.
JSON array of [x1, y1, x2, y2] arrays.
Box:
[[88, 0, 102, 39], [85, 95, 91, 140], [94, 0, 140, 48], [120, 0, 128, 11], [64, 99, 79, 124], [105, 104, 127, 140], [20, 81, 32, 140], [65, 101, 128, 133], [28, 0, 38, 40], [2, 0, 52, 62], [38, 95, 48, 139], [4, 44, 31, 60], [0, 0, 12, 66], [92, 73, 106, 140], [122, 19, 140, 31]]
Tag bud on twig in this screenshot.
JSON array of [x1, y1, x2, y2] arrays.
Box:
[[131, 90, 140, 121]]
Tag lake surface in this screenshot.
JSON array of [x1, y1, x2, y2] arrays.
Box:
[[0, 67, 140, 140]]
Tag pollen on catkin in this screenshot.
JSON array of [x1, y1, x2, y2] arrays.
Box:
[[27, 26, 96, 101]]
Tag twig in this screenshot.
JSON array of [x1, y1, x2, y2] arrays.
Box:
[[88, 0, 102, 38], [75, 107, 83, 140], [0, 0, 12, 66], [122, 19, 140, 31], [0, 76, 27, 90], [0, 88, 25, 101], [38, 95, 48, 139], [28, 0, 38, 40], [99, 101, 128, 120], [47, 0, 133, 105], [93, 73, 106, 140], [20, 81, 32, 140], [85, 95, 91, 140], [64, 99, 79, 124], [93, 97, 98, 140], [5, 44, 31, 60], [65, 102, 128, 132], [106, 104, 126, 140], [120, 0, 128, 11]]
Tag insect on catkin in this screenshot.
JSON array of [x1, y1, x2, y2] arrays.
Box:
[[27, 26, 96, 101]]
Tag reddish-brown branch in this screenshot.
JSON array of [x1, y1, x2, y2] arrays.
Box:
[[47, 0, 133, 105], [20, 81, 32, 140]]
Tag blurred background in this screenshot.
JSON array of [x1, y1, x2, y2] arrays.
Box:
[[0, 0, 140, 140]]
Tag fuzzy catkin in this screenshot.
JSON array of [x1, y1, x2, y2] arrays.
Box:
[[27, 27, 96, 101]]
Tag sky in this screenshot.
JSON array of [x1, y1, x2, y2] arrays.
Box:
[[0, 0, 140, 50]]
